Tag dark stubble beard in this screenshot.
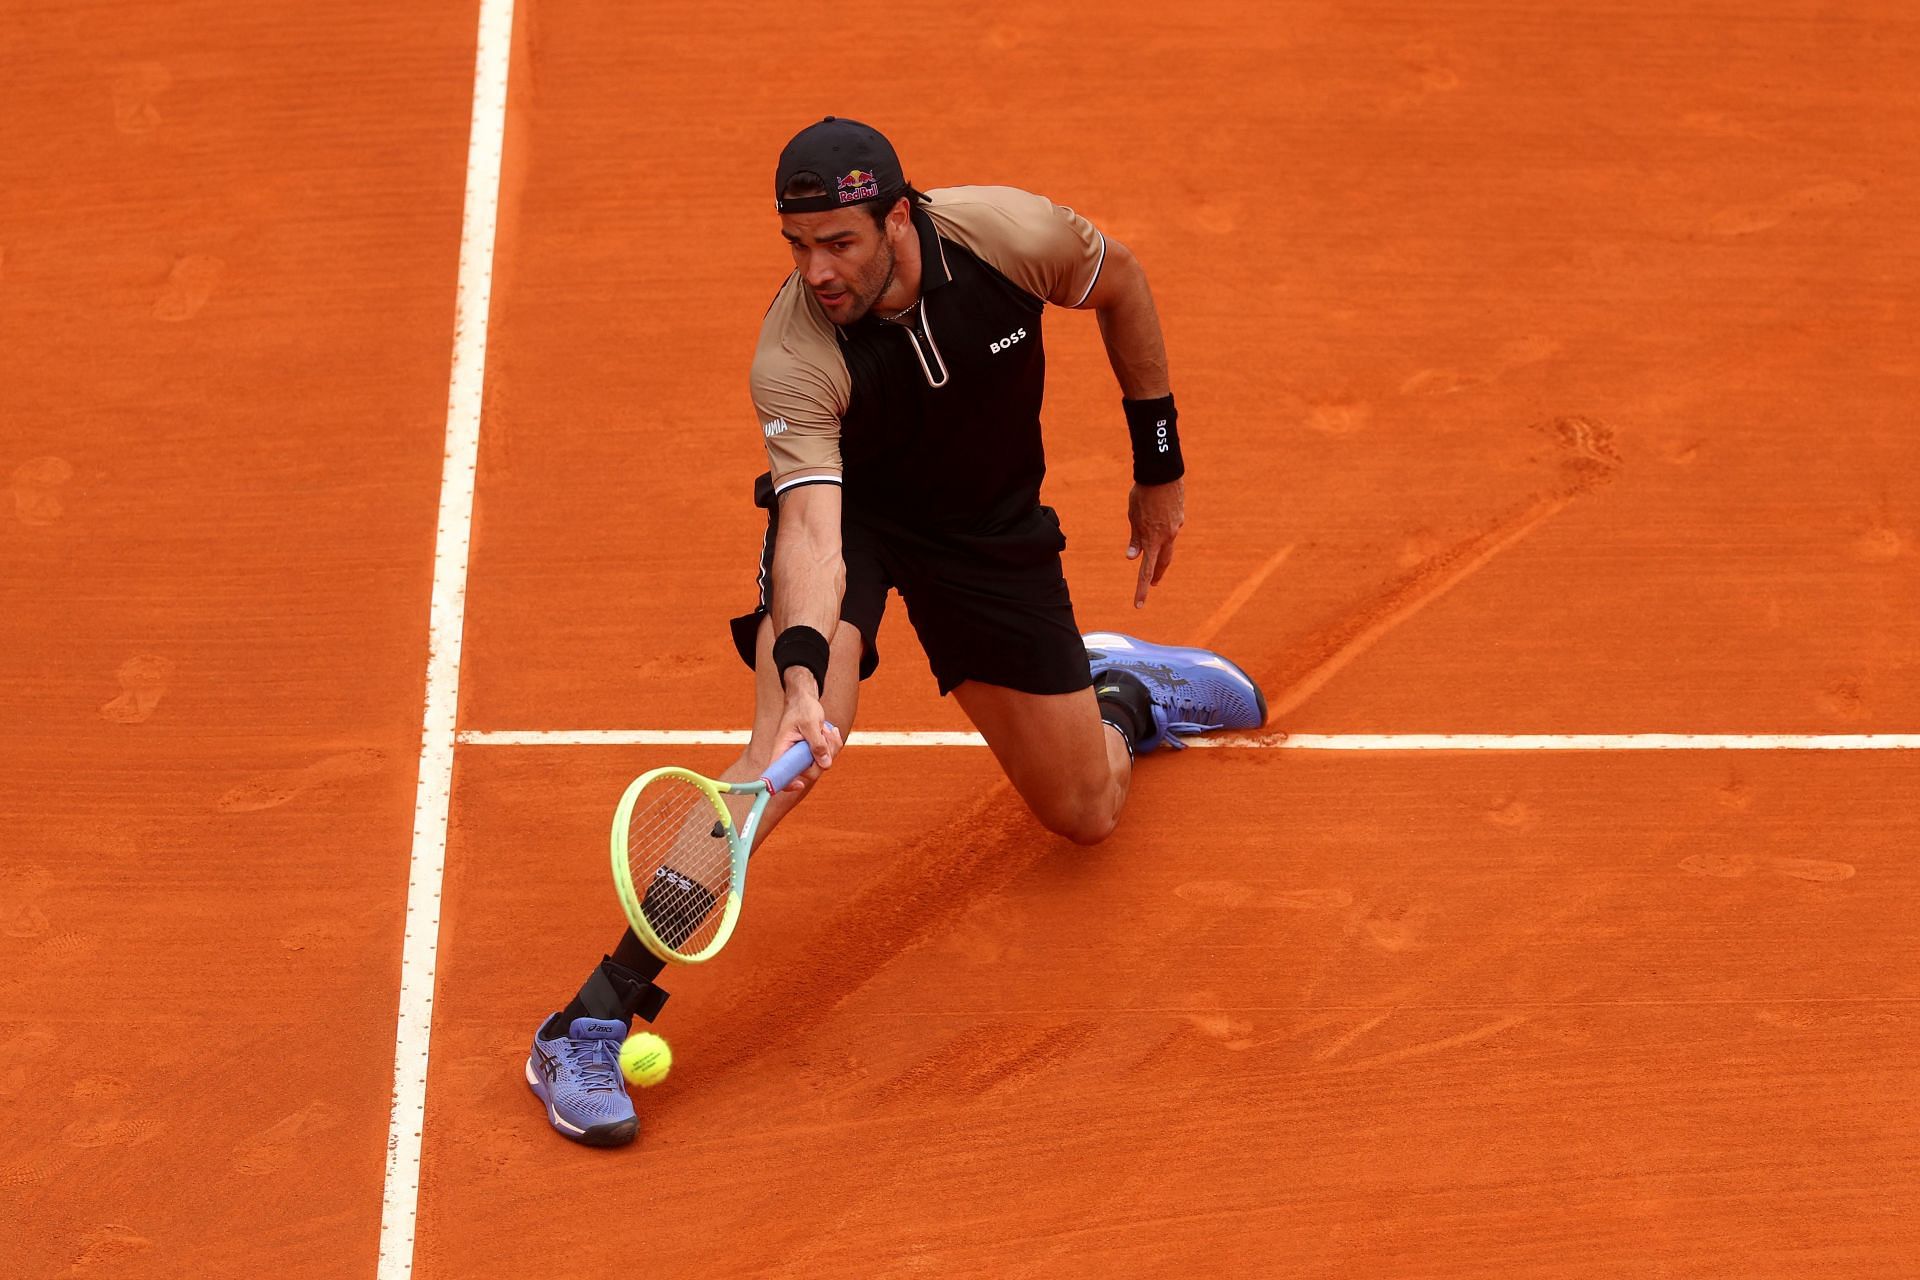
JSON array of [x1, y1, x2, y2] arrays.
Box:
[[838, 236, 896, 326]]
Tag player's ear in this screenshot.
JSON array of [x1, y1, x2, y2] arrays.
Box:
[[885, 196, 911, 240]]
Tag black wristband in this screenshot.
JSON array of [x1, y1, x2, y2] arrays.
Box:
[[772, 624, 831, 694], [1124, 395, 1184, 485]]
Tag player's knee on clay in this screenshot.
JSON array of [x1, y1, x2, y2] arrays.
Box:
[[1031, 775, 1120, 847], [1057, 810, 1119, 847], [1047, 808, 1119, 847]]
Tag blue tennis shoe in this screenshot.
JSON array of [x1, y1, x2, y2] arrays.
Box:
[[1084, 632, 1269, 752], [525, 1016, 637, 1147]]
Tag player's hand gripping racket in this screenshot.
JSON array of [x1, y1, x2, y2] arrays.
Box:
[[610, 727, 833, 964]]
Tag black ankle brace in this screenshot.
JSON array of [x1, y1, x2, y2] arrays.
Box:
[[580, 957, 669, 1024], [1095, 672, 1152, 749]]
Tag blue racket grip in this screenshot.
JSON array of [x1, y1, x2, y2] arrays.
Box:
[[761, 721, 838, 792]]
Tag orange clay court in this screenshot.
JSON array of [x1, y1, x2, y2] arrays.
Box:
[[4, 1, 1917, 1277]]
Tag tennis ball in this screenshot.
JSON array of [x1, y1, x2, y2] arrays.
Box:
[[619, 1031, 672, 1087]]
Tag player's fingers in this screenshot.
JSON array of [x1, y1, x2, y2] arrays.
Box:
[[775, 734, 810, 792], [806, 713, 842, 770], [1151, 537, 1176, 586], [769, 723, 806, 766], [1133, 538, 1158, 608], [772, 716, 830, 791]]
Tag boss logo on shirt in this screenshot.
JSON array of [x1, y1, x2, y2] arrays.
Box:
[[989, 328, 1028, 355]]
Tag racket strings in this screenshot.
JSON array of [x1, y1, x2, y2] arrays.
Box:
[[626, 777, 733, 953]]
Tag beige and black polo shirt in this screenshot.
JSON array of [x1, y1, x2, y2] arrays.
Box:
[[749, 185, 1106, 530]]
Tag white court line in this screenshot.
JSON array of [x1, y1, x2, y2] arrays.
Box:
[[458, 729, 1920, 750], [376, 1, 514, 1276]]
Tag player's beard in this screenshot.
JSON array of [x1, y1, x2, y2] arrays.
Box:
[[834, 237, 896, 325]]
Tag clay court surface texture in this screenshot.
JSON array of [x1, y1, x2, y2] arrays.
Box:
[[5, 1, 1919, 1276]]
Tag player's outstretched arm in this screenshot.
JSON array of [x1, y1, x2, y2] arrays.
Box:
[[767, 481, 846, 784], [1082, 239, 1185, 608]]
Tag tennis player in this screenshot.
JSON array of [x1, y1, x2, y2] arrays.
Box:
[[527, 118, 1267, 1145]]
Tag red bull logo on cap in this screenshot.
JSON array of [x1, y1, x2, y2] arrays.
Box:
[[837, 168, 880, 203]]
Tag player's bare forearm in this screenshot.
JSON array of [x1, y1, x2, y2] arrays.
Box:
[[1087, 240, 1170, 399], [1082, 240, 1184, 605], [768, 481, 846, 778], [770, 482, 845, 647]]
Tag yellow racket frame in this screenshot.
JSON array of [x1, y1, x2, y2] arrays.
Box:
[[609, 769, 758, 963], [609, 731, 827, 964]]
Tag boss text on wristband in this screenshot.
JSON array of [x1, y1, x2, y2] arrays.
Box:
[[1123, 395, 1184, 485]]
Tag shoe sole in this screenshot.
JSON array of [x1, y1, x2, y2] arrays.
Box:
[[524, 1056, 638, 1147], [1083, 633, 1269, 727]]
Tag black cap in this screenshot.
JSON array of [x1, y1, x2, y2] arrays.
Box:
[[774, 116, 913, 214]]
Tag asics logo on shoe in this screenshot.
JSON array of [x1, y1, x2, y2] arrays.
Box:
[[533, 1044, 560, 1082]]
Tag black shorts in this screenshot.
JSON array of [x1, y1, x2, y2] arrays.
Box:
[[728, 473, 1093, 697]]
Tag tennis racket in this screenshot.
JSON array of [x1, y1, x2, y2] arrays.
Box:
[[610, 728, 833, 964]]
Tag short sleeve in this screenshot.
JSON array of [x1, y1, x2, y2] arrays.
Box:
[[922, 186, 1109, 308], [750, 277, 851, 492]]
